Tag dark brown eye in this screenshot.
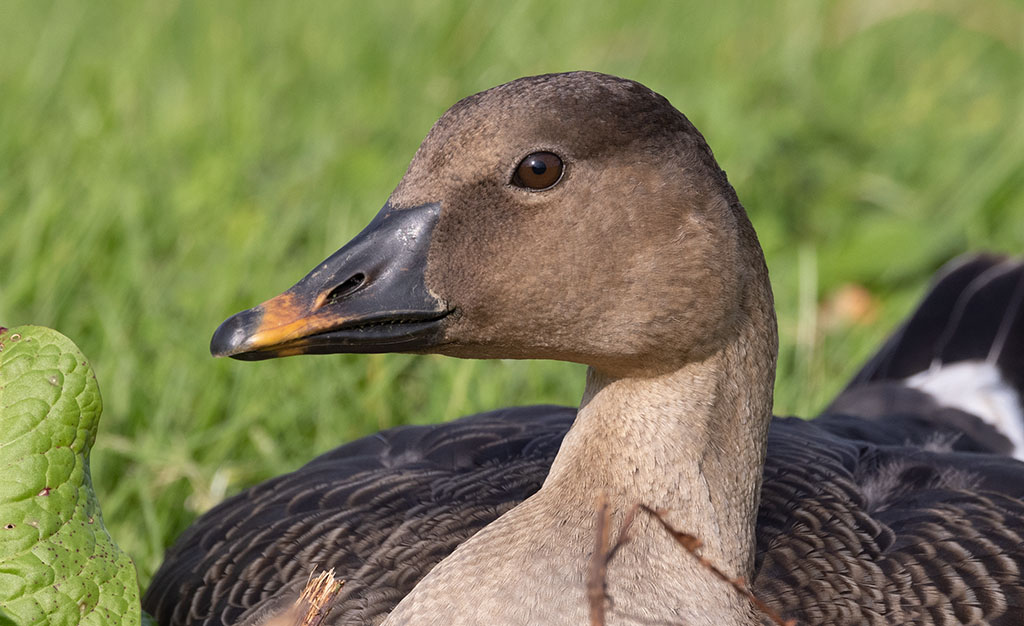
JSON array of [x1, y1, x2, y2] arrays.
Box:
[[512, 152, 564, 190]]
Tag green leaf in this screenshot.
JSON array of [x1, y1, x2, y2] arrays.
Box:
[[0, 326, 142, 625]]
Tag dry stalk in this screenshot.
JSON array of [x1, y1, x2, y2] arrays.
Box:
[[587, 496, 639, 626], [638, 505, 796, 626], [263, 568, 345, 626], [587, 494, 612, 626], [588, 498, 796, 626]]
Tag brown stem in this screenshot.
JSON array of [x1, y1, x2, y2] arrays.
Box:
[[638, 505, 796, 626], [263, 568, 345, 626]]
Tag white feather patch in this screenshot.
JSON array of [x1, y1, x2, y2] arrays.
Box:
[[907, 360, 1024, 461]]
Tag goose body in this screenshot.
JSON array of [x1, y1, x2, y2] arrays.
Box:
[[145, 73, 1024, 625]]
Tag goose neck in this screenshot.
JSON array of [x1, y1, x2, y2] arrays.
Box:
[[544, 305, 777, 580]]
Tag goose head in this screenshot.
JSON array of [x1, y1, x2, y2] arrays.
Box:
[[211, 72, 772, 378]]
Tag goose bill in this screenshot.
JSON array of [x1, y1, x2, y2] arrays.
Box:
[[209, 202, 451, 360]]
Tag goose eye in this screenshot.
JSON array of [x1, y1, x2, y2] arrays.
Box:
[[512, 152, 564, 190]]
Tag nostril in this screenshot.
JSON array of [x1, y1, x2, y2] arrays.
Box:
[[323, 273, 366, 306]]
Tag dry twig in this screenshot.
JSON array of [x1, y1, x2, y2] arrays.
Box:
[[639, 505, 796, 626], [588, 498, 796, 626], [263, 568, 345, 626], [587, 494, 612, 626], [587, 497, 640, 626]]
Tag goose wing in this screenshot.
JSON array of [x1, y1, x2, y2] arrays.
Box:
[[143, 406, 572, 626], [756, 417, 1024, 625]]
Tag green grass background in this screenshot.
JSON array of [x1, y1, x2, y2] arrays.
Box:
[[1, 0, 1021, 590]]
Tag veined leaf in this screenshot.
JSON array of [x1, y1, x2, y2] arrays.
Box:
[[0, 326, 142, 625]]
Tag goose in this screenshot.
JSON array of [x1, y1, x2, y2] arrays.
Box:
[[144, 72, 1024, 626]]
